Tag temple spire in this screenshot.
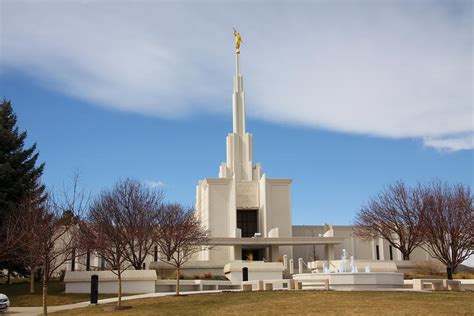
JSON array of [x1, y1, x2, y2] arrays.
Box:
[[232, 29, 245, 135]]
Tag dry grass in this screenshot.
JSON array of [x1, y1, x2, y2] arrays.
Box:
[[405, 273, 474, 280], [0, 280, 117, 307], [52, 290, 474, 315]]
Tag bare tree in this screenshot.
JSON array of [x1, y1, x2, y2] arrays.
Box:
[[155, 203, 210, 295], [421, 181, 473, 279], [0, 203, 36, 287], [80, 201, 130, 307], [10, 197, 43, 294], [56, 171, 91, 224], [17, 196, 81, 316], [10, 173, 88, 315], [354, 181, 425, 260], [0, 184, 46, 285], [80, 179, 162, 306], [0, 207, 29, 261], [81, 210, 131, 306], [113, 179, 163, 270]]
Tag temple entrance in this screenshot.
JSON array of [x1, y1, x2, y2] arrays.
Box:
[[237, 209, 258, 237], [242, 248, 265, 261]]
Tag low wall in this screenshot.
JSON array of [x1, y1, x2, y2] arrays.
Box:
[[224, 261, 284, 285], [404, 279, 474, 291], [293, 272, 404, 289], [150, 261, 224, 278], [322, 260, 398, 273], [64, 270, 157, 294], [155, 279, 238, 292]]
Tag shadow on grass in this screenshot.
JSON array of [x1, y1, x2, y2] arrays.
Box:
[[0, 279, 117, 307]]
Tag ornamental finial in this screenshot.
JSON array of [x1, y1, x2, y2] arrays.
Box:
[[233, 28, 242, 54]]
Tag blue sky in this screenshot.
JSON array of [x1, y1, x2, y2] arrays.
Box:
[[2, 72, 472, 225], [0, 0, 472, 226]]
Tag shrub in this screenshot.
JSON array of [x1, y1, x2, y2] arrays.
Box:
[[413, 260, 444, 275], [453, 273, 474, 279], [58, 270, 66, 282]]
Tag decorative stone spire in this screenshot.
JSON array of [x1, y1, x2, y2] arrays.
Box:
[[233, 52, 246, 136], [219, 31, 260, 181]]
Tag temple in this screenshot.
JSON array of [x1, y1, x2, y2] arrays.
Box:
[[188, 43, 434, 275], [194, 51, 323, 264], [63, 37, 441, 283]]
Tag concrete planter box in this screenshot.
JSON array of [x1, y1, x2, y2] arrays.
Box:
[[404, 279, 474, 291], [155, 279, 238, 292], [224, 261, 284, 286], [64, 270, 157, 294], [293, 272, 404, 290], [307, 260, 398, 273]]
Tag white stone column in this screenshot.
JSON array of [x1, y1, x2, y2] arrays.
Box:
[[324, 244, 335, 267], [351, 236, 357, 258], [378, 238, 385, 260], [393, 235, 403, 260], [298, 258, 303, 274], [289, 259, 294, 274], [270, 245, 279, 262], [397, 248, 403, 260], [371, 239, 377, 260], [230, 246, 241, 260]]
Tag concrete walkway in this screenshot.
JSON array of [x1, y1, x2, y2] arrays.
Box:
[[7, 290, 223, 315]]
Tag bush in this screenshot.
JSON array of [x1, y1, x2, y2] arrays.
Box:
[[413, 261, 444, 276], [58, 270, 66, 282], [453, 273, 474, 279]]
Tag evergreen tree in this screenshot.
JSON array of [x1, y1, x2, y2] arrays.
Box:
[[0, 99, 46, 275], [0, 99, 45, 215]]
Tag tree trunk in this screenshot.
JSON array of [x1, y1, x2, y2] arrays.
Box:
[[30, 268, 35, 294], [403, 252, 410, 261], [42, 276, 48, 316], [176, 268, 180, 296], [447, 267, 453, 280], [117, 272, 122, 306], [7, 267, 11, 285]]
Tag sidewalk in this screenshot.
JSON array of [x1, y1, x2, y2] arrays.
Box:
[[7, 290, 223, 315]]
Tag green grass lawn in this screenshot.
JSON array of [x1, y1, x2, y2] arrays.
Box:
[[52, 290, 474, 315], [0, 280, 117, 307]]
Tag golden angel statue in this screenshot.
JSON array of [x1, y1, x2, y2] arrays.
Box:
[[233, 28, 242, 54]]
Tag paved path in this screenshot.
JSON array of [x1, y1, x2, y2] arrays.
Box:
[[7, 290, 223, 315]]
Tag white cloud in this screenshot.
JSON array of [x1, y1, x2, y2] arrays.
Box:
[[144, 180, 165, 189], [1, 1, 472, 151], [424, 133, 474, 152]]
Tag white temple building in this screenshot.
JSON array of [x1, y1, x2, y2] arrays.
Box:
[[195, 52, 297, 264], [59, 34, 473, 295], [185, 51, 435, 275], [65, 41, 442, 279]]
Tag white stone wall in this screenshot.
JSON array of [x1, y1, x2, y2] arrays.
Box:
[[291, 225, 442, 271], [64, 270, 157, 294]]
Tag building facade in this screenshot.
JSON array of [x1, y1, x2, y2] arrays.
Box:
[[195, 53, 293, 266], [63, 47, 442, 277]]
